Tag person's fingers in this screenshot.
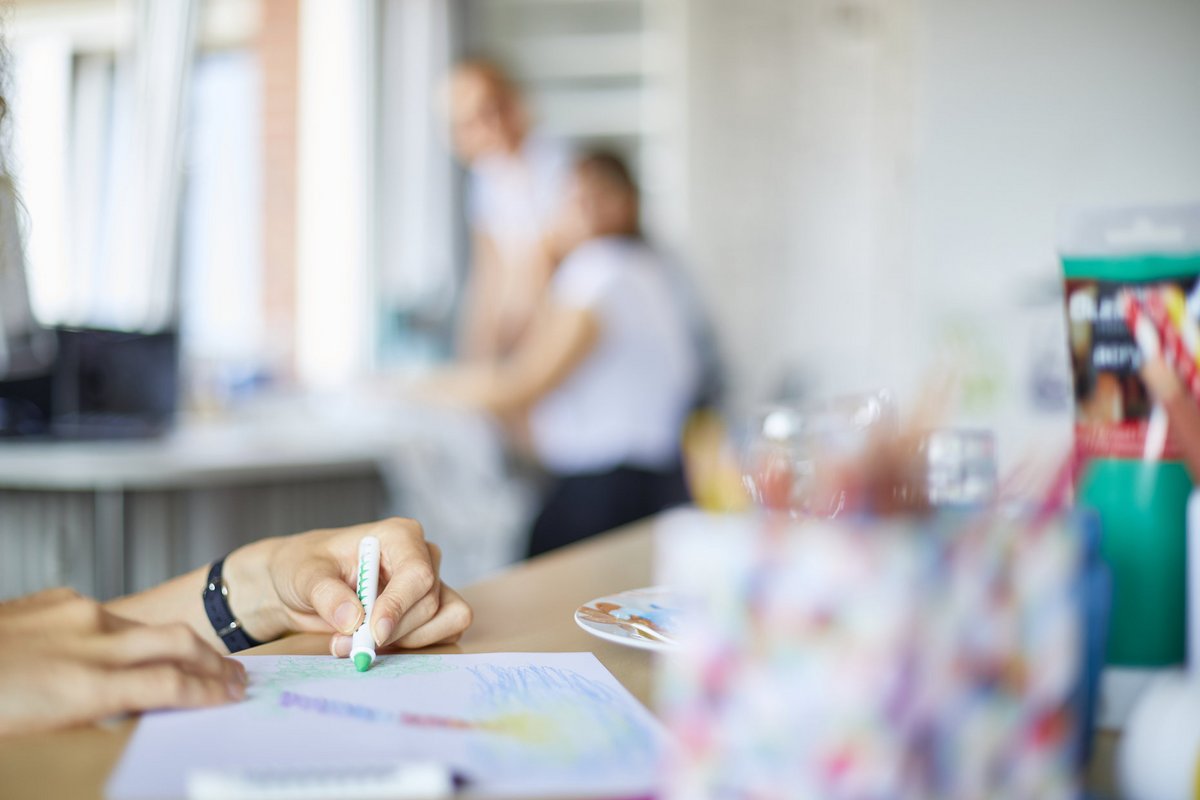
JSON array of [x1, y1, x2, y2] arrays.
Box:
[[372, 559, 437, 647], [1142, 356, 1183, 402], [0, 590, 107, 635], [384, 540, 445, 644], [371, 521, 437, 647], [387, 590, 442, 646], [227, 658, 248, 687], [295, 557, 363, 635], [98, 607, 142, 634], [329, 634, 352, 658], [0, 587, 80, 620], [76, 624, 240, 685], [104, 663, 243, 716], [392, 584, 473, 650], [427, 541, 444, 602]]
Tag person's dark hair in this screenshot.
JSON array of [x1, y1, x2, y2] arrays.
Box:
[[576, 150, 640, 237], [577, 150, 638, 196], [1, 18, 25, 215], [0, 30, 8, 130], [1, 12, 11, 149]]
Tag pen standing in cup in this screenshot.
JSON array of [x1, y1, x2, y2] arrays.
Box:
[[351, 536, 381, 672]]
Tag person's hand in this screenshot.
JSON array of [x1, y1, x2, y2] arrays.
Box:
[[1140, 355, 1200, 480], [411, 367, 500, 411], [1141, 356, 1184, 404], [0, 588, 247, 736], [224, 518, 473, 658]]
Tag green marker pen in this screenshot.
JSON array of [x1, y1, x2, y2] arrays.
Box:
[[350, 536, 380, 672]]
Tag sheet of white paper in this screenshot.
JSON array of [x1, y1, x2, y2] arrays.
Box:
[[106, 653, 664, 799]]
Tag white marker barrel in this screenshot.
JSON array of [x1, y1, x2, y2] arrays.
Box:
[[350, 536, 381, 671]]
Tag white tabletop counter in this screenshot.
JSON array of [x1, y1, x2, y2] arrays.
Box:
[[0, 395, 426, 490], [0, 395, 529, 599]]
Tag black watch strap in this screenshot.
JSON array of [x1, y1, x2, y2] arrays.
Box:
[[203, 556, 265, 653]]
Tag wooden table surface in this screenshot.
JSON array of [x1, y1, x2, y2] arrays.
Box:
[[0, 520, 654, 800], [0, 517, 1119, 799]]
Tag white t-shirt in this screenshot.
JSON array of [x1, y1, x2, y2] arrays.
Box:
[[467, 134, 571, 266], [529, 237, 700, 475]]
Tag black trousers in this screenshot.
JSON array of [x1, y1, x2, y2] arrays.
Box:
[[527, 463, 690, 557]]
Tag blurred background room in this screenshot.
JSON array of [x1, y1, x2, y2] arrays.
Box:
[[3, 1, 1200, 796], [0, 0, 1198, 649]]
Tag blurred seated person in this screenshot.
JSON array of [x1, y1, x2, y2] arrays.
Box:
[[421, 152, 700, 555], [447, 58, 572, 362]]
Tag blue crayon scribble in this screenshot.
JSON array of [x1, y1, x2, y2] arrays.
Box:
[[464, 664, 660, 778]]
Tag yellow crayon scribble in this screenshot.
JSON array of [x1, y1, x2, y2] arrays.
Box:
[[479, 713, 557, 744]]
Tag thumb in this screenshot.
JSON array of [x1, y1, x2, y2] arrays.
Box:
[[296, 558, 363, 635]]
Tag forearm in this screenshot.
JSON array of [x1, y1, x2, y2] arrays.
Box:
[[459, 292, 499, 363], [1164, 391, 1200, 480], [460, 238, 504, 362], [423, 363, 532, 416], [474, 307, 599, 414], [104, 538, 285, 653], [474, 364, 543, 416]]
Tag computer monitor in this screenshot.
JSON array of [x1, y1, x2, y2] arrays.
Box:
[[0, 173, 177, 439]]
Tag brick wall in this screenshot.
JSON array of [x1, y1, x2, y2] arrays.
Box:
[[258, 0, 299, 380]]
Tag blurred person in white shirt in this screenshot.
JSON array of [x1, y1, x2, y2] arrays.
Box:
[[420, 152, 701, 555], [446, 58, 572, 362]]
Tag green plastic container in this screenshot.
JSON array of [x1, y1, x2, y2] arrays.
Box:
[[1077, 459, 1189, 665], [1061, 204, 1200, 668]]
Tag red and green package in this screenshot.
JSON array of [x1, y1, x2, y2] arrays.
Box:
[[1061, 204, 1200, 667]]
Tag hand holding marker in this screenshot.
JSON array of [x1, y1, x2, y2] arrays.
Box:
[[351, 536, 381, 672]]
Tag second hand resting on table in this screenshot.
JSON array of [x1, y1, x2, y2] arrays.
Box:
[[0, 517, 472, 736]]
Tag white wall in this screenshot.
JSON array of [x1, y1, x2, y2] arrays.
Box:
[[913, 0, 1200, 313], [294, 0, 376, 387], [179, 51, 264, 367], [676, 0, 1200, 458], [679, 0, 918, 407], [912, 0, 1200, 459]]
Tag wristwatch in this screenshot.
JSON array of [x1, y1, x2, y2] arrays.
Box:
[[202, 556, 265, 653]]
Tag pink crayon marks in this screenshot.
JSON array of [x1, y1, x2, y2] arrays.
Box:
[[281, 690, 479, 730], [278, 691, 552, 743], [397, 711, 477, 731]]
